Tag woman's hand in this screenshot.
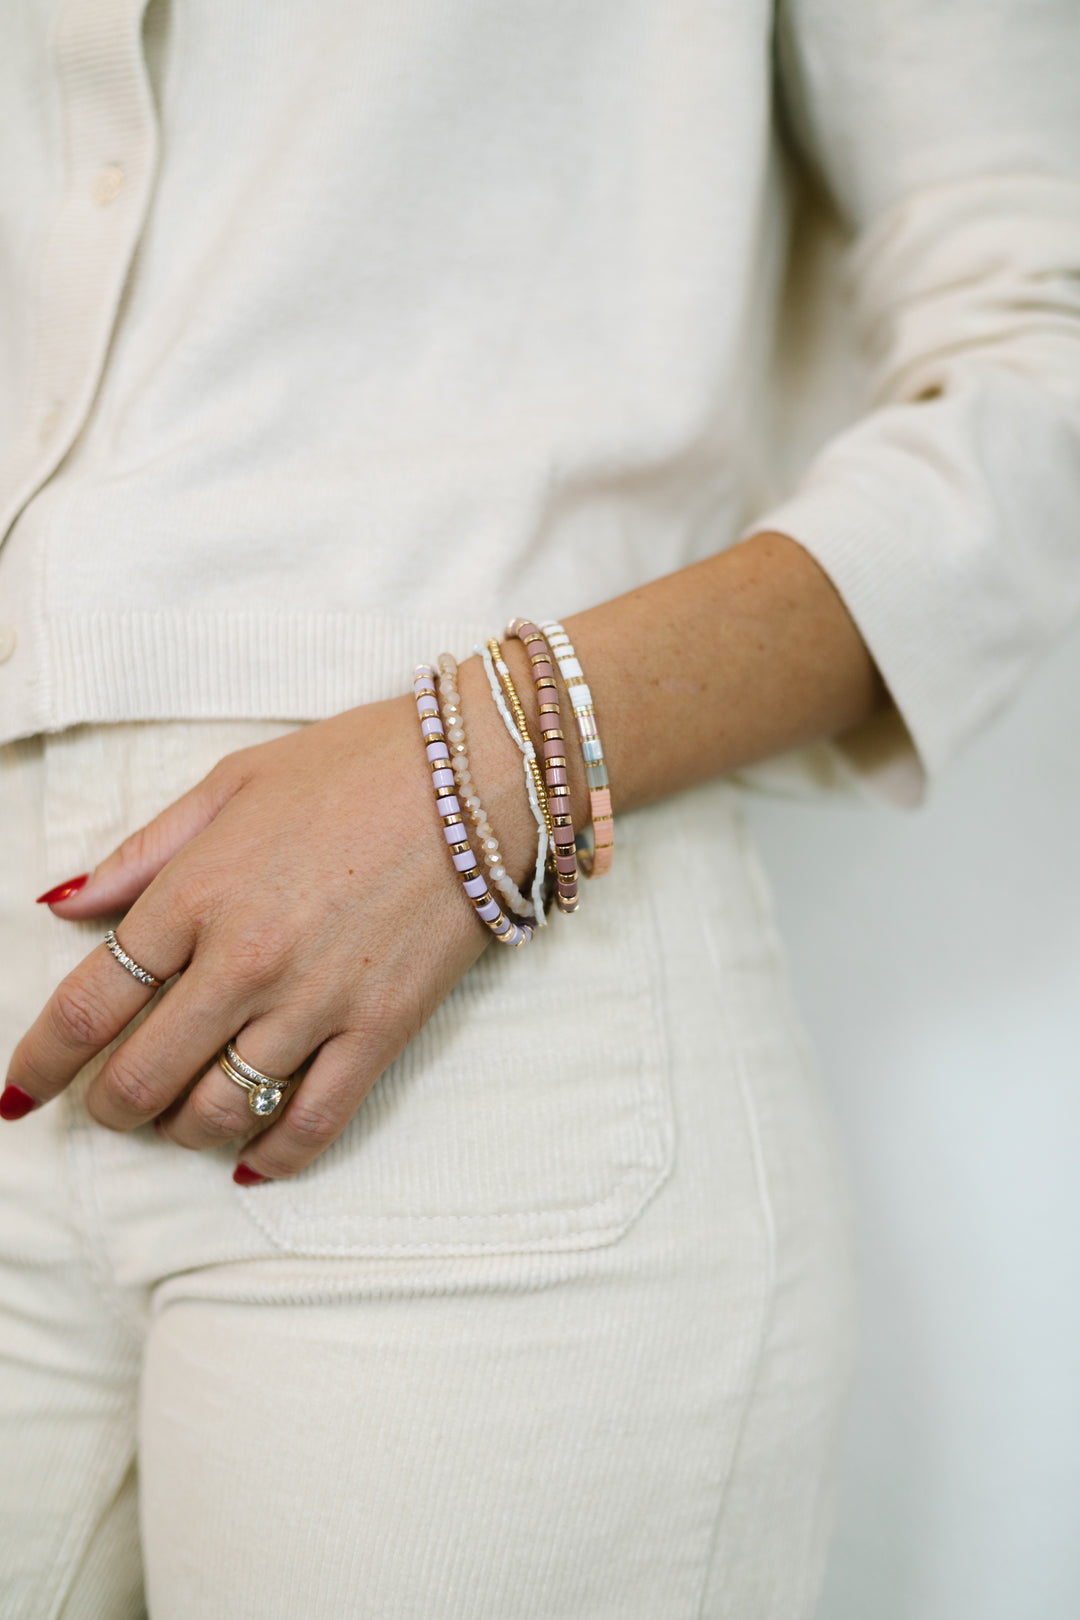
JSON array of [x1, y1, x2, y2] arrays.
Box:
[[3, 680, 538, 1182]]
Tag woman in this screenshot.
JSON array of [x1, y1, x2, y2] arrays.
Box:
[[1, 1, 1077, 1615]]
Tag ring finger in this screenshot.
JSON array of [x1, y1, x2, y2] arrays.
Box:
[[156, 1015, 324, 1151]]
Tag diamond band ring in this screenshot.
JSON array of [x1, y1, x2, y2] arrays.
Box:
[[218, 1040, 294, 1117], [103, 929, 163, 989]]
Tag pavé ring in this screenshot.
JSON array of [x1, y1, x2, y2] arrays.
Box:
[[103, 929, 163, 989], [218, 1040, 294, 1118]]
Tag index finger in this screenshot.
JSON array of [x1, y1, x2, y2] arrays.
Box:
[[2, 924, 184, 1114]]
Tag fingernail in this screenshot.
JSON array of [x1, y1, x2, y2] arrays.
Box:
[[0, 1085, 39, 1121], [233, 1163, 268, 1186], [36, 873, 89, 905], [152, 1118, 169, 1139]]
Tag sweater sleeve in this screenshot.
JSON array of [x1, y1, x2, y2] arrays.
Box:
[[746, 0, 1080, 806]]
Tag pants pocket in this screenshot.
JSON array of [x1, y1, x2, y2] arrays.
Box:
[[239, 808, 674, 1258]]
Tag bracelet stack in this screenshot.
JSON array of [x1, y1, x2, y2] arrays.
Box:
[[412, 615, 613, 947]]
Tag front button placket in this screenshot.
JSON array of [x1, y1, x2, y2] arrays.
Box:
[[0, 0, 158, 556]]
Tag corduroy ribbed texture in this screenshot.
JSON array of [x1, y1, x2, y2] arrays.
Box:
[[0, 720, 857, 1618]]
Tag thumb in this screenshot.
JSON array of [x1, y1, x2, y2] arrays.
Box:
[[37, 758, 246, 918]]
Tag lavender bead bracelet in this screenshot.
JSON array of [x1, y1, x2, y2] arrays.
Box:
[[413, 664, 532, 948], [436, 652, 536, 921]]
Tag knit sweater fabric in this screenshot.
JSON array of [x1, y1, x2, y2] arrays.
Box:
[[1, 0, 1078, 805]]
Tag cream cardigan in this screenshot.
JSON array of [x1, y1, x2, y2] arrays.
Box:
[[1, 0, 1078, 804]]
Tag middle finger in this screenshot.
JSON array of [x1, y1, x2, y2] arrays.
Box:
[[84, 953, 272, 1132]]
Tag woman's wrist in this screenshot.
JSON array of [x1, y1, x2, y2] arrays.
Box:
[[414, 527, 887, 924], [556, 531, 889, 814]]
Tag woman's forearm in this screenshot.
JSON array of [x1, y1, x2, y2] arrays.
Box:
[[457, 531, 891, 878]]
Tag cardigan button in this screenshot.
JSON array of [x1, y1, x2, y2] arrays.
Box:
[[92, 164, 125, 206], [0, 624, 16, 664]]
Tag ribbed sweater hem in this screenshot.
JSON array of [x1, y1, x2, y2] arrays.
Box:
[[2, 609, 493, 746]]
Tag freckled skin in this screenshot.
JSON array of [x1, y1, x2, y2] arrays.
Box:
[[656, 678, 704, 696]]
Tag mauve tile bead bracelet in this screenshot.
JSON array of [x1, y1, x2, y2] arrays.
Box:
[[505, 617, 579, 914]]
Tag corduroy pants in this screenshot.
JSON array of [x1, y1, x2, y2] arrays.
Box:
[[0, 721, 858, 1620]]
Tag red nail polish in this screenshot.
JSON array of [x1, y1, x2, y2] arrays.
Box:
[[36, 873, 89, 905], [0, 1085, 39, 1121], [233, 1163, 268, 1186]]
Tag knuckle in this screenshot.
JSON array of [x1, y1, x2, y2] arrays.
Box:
[[169, 869, 223, 935], [281, 1097, 342, 1151], [207, 749, 250, 791], [188, 1084, 247, 1140], [52, 978, 111, 1049], [221, 932, 290, 991], [358, 986, 423, 1052], [98, 1055, 161, 1119], [115, 821, 162, 878], [285, 1099, 342, 1149]]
